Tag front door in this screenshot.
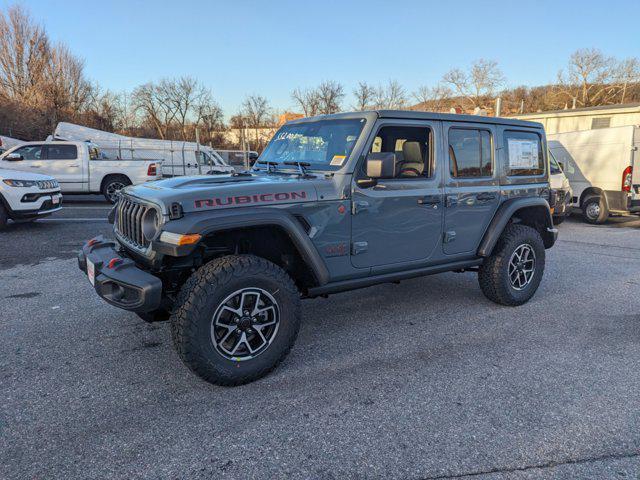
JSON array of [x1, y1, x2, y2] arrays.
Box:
[[351, 121, 443, 269], [443, 122, 500, 255]]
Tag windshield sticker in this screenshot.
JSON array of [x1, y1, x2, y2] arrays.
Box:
[[507, 139, 539, 169], [330, 155, 346, 166]]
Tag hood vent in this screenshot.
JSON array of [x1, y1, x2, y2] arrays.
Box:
[[169, 202, 183, 220]]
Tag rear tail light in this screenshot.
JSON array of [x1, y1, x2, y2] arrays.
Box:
[[147, 163, 157, 176], [622, 166, 633, 192]]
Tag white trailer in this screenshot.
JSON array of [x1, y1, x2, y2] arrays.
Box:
[[51, 122, 235, 177], [548, 125, 640, 223]]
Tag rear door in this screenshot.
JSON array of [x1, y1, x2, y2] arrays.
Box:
[[443, 122, 500, 255], [42, 144, 84, 191]]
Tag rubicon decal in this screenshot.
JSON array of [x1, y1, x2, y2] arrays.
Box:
[[194, 191, 307, 209]]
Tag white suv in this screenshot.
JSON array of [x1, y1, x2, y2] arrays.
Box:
[[0, 168, 62, 229]]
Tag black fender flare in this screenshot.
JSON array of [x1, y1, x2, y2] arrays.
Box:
[[164, 207, 330, 286], [477, 197, 555, 257]]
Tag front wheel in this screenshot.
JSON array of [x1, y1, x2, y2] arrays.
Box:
[[170, 255, 301, 386], [478, 224, 545, 306]]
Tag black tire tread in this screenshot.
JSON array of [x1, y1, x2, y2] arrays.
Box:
[[170, 254, 300, 386]]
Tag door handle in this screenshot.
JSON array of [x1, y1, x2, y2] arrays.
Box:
[[66, 164, 79, 168], [476, 192, 496, 201], [446, 195, 457, 207], [30, 165, 41, 168], [417, 196, 440, 208], [352, 200, 370, 214]]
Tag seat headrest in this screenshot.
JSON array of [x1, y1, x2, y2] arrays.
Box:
[[402, 141, 423, 164]]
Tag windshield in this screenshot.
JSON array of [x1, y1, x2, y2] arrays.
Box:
[[259, 118, 366, 169]]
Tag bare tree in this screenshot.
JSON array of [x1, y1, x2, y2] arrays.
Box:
[[316, 80, 344, 114], [132, 81, 177, 139], [352, 82, 375, 110], [291, 87, 320, 117], [442, 59, 505, 109], [616, 57, 640, 104], [0, 5, 50, 104], [413, 84, 452, 111], [556, 48, 619, 107], [373, 80, 408, 109], [240, 94, 273, 149]]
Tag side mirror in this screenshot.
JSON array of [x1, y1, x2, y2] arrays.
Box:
[[366, 152, 396, 179], [5, 153, 23, 161]]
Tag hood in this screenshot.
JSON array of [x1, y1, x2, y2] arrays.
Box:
[[125, 172, 322, 214], [0, 168, 57, 181]]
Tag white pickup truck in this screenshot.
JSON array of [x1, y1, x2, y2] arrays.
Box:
[[0, 141, 162, 203]]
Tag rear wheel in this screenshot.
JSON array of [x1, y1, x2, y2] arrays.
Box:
[[478, 224, 545, 306], [582, 196, 608, 224], [170, 255, 301, 386], [102, 175, 131, 204]]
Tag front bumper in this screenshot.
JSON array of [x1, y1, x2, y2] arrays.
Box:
[[78, 235, 162, 313]]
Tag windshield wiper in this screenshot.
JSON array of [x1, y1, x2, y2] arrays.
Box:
[[256, 160, 279, 174], [284, 161, 313, 178]]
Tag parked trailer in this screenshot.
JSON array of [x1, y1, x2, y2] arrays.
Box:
[[51, 122, 235, 177], [548, 125, 640, 224]]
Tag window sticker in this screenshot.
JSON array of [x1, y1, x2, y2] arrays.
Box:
[[330, 155, 346, 166], [508, 139, 539, 169]]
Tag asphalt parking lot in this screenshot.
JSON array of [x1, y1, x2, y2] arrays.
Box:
[[1, 199, 640, 479]]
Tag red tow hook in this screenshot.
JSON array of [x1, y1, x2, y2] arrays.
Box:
[[107, 258, 122, 269], [87, 237, 100, 247]]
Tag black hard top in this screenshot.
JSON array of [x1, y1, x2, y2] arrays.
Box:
[[287, 110, 542, 129]]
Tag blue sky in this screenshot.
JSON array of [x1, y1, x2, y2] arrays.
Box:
[[6, 0, 640, 116]]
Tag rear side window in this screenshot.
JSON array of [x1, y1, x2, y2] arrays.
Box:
[[46, 144, 78, 160], [504, 131, 544, 176], [448, 128, 492, 178]]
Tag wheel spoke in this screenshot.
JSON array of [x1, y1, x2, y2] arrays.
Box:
[[239, 291, 260, 314]]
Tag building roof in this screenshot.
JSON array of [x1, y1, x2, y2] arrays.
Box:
[[516, 102, 640, 117]]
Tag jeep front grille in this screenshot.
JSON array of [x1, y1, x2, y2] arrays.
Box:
[[115, 196, 152, 250]]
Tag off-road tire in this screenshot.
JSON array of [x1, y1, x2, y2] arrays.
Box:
[[0, 203, 7, 230], [582, 196, 608, 225], [478, 224, 545, 306], [102, 175, 131, 204], [170, 255, 301, 386]]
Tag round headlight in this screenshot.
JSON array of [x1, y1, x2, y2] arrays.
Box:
[[142, 208, 161, 241]]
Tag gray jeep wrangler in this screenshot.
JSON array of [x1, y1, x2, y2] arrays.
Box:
[[79, 111, 557, 386]]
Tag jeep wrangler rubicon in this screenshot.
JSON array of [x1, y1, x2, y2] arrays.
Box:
[[79, 111, 557, 386]]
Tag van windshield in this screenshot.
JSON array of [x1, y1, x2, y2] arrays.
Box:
[[259, 118, 366, 169]]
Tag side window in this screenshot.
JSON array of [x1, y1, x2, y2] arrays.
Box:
[[368, 126, 431, 178], [12, 145, 43, 160], [549, 150, 561, 175], [46, 144, 78, 160], [448, 128, 493, 178], [88, 146, 100, 160], [504, 130, 544, 176]]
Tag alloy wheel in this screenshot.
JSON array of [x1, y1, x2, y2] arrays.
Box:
[[508, 244, 536, 290], [210, 288, 280, 361]]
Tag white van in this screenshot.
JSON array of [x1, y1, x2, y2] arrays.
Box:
[[548, 125, 640, 224], [52, 122, 234, 177]]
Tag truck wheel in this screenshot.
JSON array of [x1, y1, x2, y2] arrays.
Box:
[[478, 224, 545, 306], [0, 203, 7, 230], [102, 175, 131, 204], [170, 255, 301, 386], [582, 196, 608, 224]]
